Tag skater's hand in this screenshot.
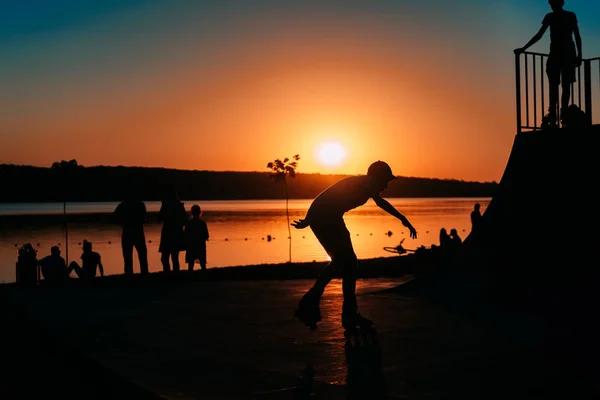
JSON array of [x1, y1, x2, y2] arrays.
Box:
[[407, 224, 417, 239], [291, 219, 309, 229]]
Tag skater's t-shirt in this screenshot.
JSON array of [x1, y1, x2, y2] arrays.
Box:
[[542, 10, 578, 55], [306, 176, 379, 221]]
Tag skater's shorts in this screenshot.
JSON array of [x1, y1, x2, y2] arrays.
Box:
[[310, 219, 356, 261], [546, 49, 577, 85]]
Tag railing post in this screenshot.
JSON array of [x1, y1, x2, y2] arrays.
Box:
[[584, 59, 592, 124], [515, 53, 522, 134]]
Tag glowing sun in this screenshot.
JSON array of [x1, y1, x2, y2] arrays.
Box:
[[317, 142, 346, 166]]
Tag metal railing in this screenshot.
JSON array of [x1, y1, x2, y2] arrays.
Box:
[[515, 51, 600, 133]]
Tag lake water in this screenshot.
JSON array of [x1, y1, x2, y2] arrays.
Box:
[[0, 198, 490, 283]]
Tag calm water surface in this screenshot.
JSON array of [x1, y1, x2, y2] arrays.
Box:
[[0, 198, 490, 283]]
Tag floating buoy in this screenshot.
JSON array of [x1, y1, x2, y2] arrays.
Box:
[[386, 231, 393, 237], [302, 236, 305, 238], [244, 238, 248, 241], [225, 238, 228, 241], [267, 235, 272, 242], [78, 242, 81, 245], [108, 241, 112, 244], [148, 240, 152, 243]]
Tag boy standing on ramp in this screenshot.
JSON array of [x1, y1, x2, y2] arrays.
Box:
[[291, 161, 417, 331], [514, 0, 582, 127]]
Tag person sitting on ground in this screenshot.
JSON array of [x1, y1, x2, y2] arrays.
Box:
[[68, 240, 104, 281], [38, 246, 69, 284], [449, 228, 462, 249], [439, 228, 451, 249], [185, 205, 210, 271]]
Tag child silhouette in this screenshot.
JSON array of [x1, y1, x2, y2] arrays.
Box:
[[514, 0, 582, 126]]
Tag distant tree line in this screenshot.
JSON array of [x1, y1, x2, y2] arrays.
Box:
[[0, 164, 498, 202]]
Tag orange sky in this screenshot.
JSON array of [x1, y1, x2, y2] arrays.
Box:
[[2, 1, 599, 182]]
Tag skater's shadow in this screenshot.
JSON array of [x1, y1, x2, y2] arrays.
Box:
[[294, 363, 316, 399], [344, 328, 388, 399]]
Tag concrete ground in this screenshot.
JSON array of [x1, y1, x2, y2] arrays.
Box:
[[0, 275, 554, 399]]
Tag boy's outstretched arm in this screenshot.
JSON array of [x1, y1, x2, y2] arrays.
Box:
[[373, 195, 417, 239], [514, 24, 548, 54]]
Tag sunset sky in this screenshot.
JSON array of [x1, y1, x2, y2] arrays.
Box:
[[2, 0, 599, 182]]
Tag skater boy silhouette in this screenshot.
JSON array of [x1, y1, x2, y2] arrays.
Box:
[[514, 0, 582, 126], [291, 161, 417, 331]]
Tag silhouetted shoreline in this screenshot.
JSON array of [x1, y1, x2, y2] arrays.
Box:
[[1, 164, 497, 202], [2, 252, 436, 287]]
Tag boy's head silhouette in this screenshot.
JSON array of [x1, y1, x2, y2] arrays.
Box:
[[191, 205, 201, 218], [549, 0, 564, 12], [367, 161, 397, 191], [51, 246, 61, 256], [83, 240, 92, 252]]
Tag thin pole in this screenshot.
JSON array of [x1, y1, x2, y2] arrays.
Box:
[[285, 182, 291, 263], [64, 200, 69, 265], [578, 65, 582, 106], [541, 55, 545, 117], [584, 59, 592, 123], [533, 56, 537, 128], [525, 54, 529, 128], [515, 53, 522, 134]]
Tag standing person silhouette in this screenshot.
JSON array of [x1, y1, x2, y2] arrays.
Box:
[[158, 189, 187, 272], [470, 203, 482, 233], [185, 204, 210, 271], [113, 190, 149, 275], [291, 161, 417, 331], [514, 0, 582, 127]]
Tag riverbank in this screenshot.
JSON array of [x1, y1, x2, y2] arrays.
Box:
[[6, 249, 444, 289]]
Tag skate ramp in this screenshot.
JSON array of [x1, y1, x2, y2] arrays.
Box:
[[391, 125, 600, 308], [385, 126, 600, 395]]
